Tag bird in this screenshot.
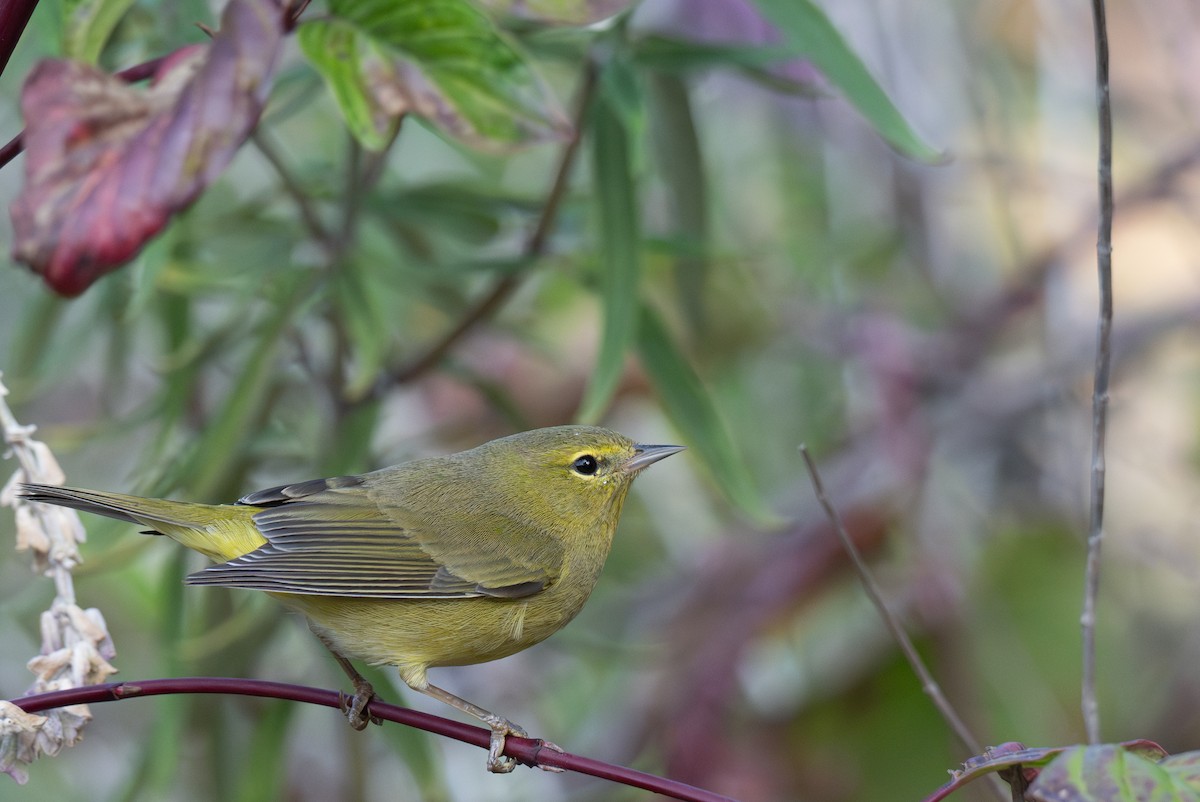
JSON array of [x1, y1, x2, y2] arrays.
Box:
[[19, 425, 683, 772]]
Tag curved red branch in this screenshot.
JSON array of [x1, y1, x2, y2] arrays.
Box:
[[9, 677, 738, 802]]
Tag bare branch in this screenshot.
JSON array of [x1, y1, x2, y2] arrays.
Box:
[[799, 446, 982, 755], [1081, 0, 1114, 746]]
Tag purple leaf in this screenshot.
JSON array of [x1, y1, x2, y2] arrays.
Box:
[[10, 0, 286, 296]]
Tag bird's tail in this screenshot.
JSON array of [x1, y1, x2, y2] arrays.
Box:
[[18, 484, 264, 562]]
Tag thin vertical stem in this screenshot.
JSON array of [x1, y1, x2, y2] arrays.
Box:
[[251, 129, 335, 253], [1081, 0, 1113, 746], [798, 446, 983, 756]]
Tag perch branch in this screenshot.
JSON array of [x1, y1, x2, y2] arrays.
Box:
[[8, 678, 737, 802]]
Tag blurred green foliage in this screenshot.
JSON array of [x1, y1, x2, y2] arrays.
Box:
[[4, 1, 1200, 801]]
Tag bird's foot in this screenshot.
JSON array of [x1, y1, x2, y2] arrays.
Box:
[[483, 716, 528, 773], [338, 679, 382, 730]]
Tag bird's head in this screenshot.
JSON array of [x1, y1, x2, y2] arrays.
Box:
[[478, 425, 684, 531]]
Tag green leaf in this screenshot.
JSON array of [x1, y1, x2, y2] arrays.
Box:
[[752, 0, 940, 161], [632, 35, 820, 96], [1160, 753, 1200, 788], [367, 181, 519, 249], [133, 548, 190, 798], [576, 67, 640, 424], [359, 665, 452, 800], [648, 72, 708, 336], [596, 47, 643, 131], [184, 274, 316, 499], [297, 19, 396, 151], [636, 305, 773, 520], [477, 0, 633, 25], [1029, 744, 1200, 802], [297, 0, 569, 151], [63, 0, 137, 63], [632, 35, 797, 74], [925, 741, 1171, 801], [11, 293, 66, 377], [334, 257, 391, 401], [233, 702, 294, 802]]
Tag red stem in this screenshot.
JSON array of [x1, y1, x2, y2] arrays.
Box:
[[0, 130, 20, 168], [0, 0, 39, 77], [9, 677, 740, 802]]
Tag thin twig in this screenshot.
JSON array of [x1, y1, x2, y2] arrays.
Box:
[[798, 446, 982, 755], [0, 0, 39, 77], [282, 0, 311, 31], [380, 60, 598, 389], [1081, 0, 1114, 747], [251, 129, 336, 252], [0, 132, 22, 168], [8, 678, 738, 802], [329, 122, 399, 262]]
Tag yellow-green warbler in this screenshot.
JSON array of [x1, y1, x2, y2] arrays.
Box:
[[20, 425, 682, 772]]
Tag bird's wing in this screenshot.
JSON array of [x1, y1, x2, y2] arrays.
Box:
[[185, 476, 553, 599]]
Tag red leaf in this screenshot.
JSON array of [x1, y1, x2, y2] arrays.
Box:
[[9, 0, 286, 296]]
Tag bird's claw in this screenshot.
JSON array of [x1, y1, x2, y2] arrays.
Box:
[[484, 717, 528, 774], [338, 687, 382, 731], [487, 729, 517, 773]]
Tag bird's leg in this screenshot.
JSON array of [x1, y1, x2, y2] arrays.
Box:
[[412, 680, 565, 773], [309, 624, 381, 730], [418, 683, 524, 773]]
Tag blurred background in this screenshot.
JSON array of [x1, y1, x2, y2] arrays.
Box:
[[3, 0, 1200, 800]]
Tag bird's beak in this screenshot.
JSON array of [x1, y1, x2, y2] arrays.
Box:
[[623, 444, 685, 473]]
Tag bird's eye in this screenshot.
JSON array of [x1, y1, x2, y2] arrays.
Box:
[[572, 455, 599, 476]]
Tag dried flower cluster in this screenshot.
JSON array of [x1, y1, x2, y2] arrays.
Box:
[[0, 375, 116, 784]]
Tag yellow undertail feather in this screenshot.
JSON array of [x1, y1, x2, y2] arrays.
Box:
[[19, 484, 266, 563]]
